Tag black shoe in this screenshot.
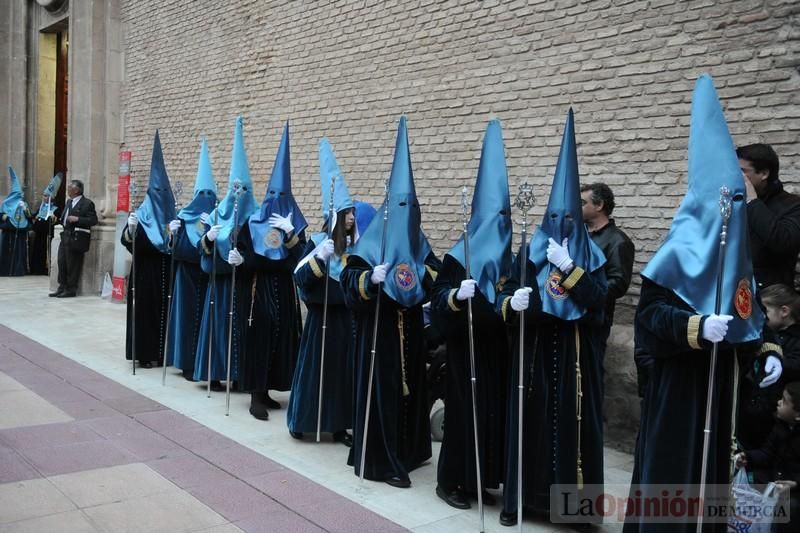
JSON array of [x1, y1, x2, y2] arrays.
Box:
[[289, 431, 303, 440], [249, 404, 269, 421], [209, 380, 224, 392], [332, 431, 353, 448], [139, 361, 153, 369], [499, 510, 517, 527], [385, 476, 411, 489], [57, 291, 76, 298], [436, 485, 470, 510], [182, 369, 195, 381], [49, 290, 64, 297], [264, 394, 281, 409]]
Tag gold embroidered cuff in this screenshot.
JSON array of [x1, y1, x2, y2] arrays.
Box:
[[285, 233, 299, 249], [447, 289, 462, 312], [501, 296, 511, 322], [359, 271, 371, 301], [122, 226, 133, 244], [760, 342, 783, 358], [309, 257, 324, 278], [425, 264, 438, 282], [687, 315, 703, 350], [561, 266, 585, 290]]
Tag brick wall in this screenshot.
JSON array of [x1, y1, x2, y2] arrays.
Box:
[[119, 0, 799, 451], [120, 0, 800, 321]]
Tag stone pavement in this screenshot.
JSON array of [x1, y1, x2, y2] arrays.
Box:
[[0, 277, 633, 532]]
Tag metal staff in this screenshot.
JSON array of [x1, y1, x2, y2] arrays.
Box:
[[207, 191, 221, 398], [462, 185, 485, 533], [316, 175, 337, 442], [129, 180, 140, 375], [514, 182, 535, 531], [162, 182, 183, 385], [225, 180, 244, 416], [696, 186, 732, 533], [359, 177, 390, 482]]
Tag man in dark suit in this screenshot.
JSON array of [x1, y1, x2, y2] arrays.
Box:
[[50, 179, 98, 297]]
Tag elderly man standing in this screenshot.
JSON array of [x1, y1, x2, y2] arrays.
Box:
[[50, 179, 97, 297]]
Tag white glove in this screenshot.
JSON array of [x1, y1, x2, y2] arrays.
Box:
[[759, 355, 783, 388], [456, 279, 477, 301], [546, 237, 574, 273], [200, 212, 210, 225], [168, 219, 181, 234], [701, 314, 733, 343], [206, 224, 222, 242], [227, 249, 243, 267], [268, 212, 294, 234], [127, 213, 138, 230], [315, 239, 335, 261], [370, 263, 389, 285], [510, 287, 533, 312]]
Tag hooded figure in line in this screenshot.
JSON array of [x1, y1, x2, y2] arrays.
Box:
[[496, 108, 608, 526], [123, 131, 177, 367], [340, 116, 442, 488], [164, 138, 217, 380], [287, 138, 374, 445], [227, 120, 307, 420], [0, 167, 33, 276], [623, 75, 783, 533]]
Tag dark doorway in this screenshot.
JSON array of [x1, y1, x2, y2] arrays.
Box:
[[53, 30, 68, 207]]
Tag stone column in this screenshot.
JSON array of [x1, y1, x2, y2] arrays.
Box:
[[0, 1, 30, 190], [65, 0, 122, 295]]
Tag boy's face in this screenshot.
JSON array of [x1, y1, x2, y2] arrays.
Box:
[[776, 389, 800, 423]]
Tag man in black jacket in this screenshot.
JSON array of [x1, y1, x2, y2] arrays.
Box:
[[50, 180, 98, 297], [738, 143, 800, 290], [581, 182, 635, 340]]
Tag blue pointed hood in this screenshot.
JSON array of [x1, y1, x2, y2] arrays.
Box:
[[354, 200, 376, 236], [1, 167, 29, 229], [319, 138, 355, 223], [351, 116, 432, 307], [642, 74, 763, 342], [209, 116, 259, 260], [36, 172, 63, 220], [447, 119, 513, 304], [249, 121, 308, 259], [528, 109, 606, 320], [135, 131, 176, 253], [179, 138, 218, 247]]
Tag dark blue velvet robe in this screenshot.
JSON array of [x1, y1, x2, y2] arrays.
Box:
[[341, 253, 441, 483], [0, 214, 31, 277], [431, 255, 509, 495], [287, 242, 355, 434], [496, 247, 608, 517], [123, 224, 172, 364], [236, 225, 304, 393], [165, 222, 208, 376]]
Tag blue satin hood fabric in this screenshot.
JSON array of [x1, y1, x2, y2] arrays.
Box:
[[528, 109, 606, 320], [1, 167, 29, 229], [36, 172, 63, 220], [208, 116, 259, 259], [642, 74, 763, 343], [354, 200, 376, 235], [447, 119, 513, 305], [319, 138, 354, 226], [136, 131, 176, 253], [179, 138, 218, 248], [249, 121, 307, 260], [351, 116, 432, 307]]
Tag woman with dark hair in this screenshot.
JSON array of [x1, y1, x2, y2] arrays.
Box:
[[287, 138, 369, 445]]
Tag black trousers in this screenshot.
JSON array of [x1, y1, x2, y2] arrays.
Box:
[[57, 233, 85, 293]]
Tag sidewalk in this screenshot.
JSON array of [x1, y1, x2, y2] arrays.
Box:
[[0, 277, 633, 532]]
